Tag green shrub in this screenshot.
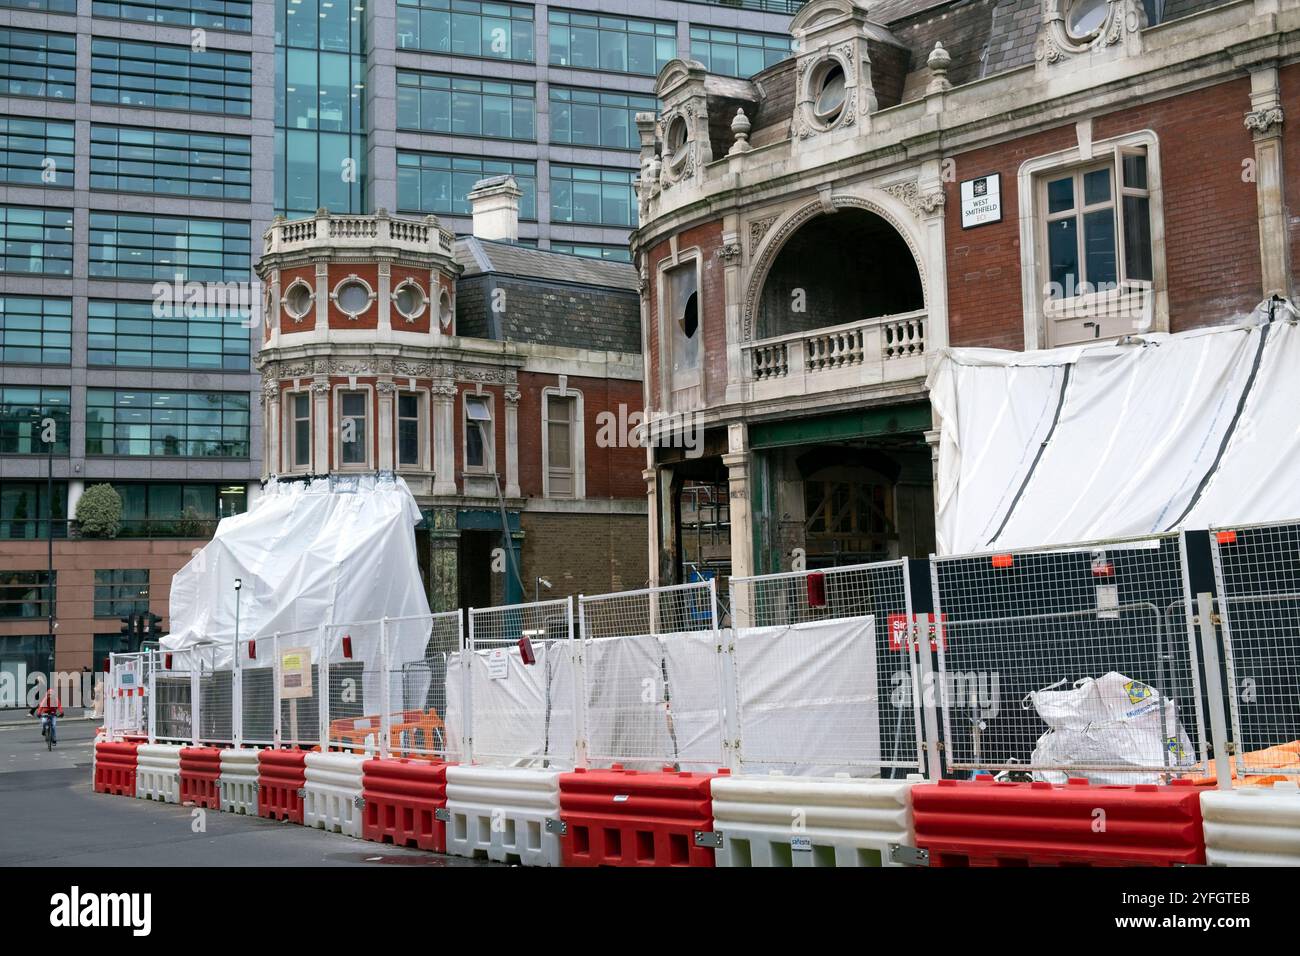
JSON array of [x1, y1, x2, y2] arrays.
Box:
[[76, 483, 122, 539]]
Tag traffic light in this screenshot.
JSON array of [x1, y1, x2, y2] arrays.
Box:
[[145, 612, 166, 640], [119, 613, 135, 644]]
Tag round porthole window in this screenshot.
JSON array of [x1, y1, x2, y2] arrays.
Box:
[[1066, 0, 1109, 40], [283, 281, 313, 321], [334, 278, 373, 318], [393, 280, 427, 321], [812, 61, 847, 126]]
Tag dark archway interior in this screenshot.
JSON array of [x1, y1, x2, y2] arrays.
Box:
[[756, 208, 924, 340]]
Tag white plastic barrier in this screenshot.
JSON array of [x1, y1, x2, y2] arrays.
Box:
[[303, 752, 366, 838], [219, 748, 260, 815], [1201, 782, 1300, 866], [445, 766, 563, 867], [135, 744, 183, 804], [711, 774, 920, 867]]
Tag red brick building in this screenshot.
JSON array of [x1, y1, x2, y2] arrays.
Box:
[[255, 179, 649, 612], [630, 0, 1296, 595]]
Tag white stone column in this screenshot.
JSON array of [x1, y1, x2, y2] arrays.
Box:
[[265, 384, 282, 477], [917, 159, 950, 356], [1245, 68, 1291, 298], [643, 466, 660, 588], [377, 260, 393, 343], [311, 381, 330, 474], [377, 381, 396, 471], [720, 222, 746, 403], [723, 422, 753, 626], [503, 388, 521, 498], [314, 259, 330, 333], [431, 384, 457, 496]]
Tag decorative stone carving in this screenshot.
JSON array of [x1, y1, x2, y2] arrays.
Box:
[[1245, 107, 1285, 135], [927, 42, 952, 94], [1036, 0, 1146, 64], [309, 380, 332, 394], [884, 181, 946, 218], [718, 242, 742, 264], [504, 389, 522, 405], [393, 360, 434, 377], [376, 381, 398, 394], [728, 108, 752, 155], [749, 216, 778, 255]]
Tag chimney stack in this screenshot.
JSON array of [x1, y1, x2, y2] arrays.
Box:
[[468, 175, 522, 242]]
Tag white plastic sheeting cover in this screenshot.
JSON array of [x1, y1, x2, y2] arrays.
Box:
[[448, 642, 579, 768], [163, 475, 431, 668], [733, 615, 881, 775], [928, 317, 1300, 554], [584, 631, 724, 771]]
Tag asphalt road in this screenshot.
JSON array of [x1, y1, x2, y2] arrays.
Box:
[[0, 719, 492, 867]]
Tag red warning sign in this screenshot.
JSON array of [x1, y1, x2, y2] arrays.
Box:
[[888, 614, 946, 652]]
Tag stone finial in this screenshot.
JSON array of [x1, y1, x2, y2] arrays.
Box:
[[927, 42, 952, 95], [728, 108, 753, 155]]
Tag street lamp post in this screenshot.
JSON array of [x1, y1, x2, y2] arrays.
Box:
[[45, 420, 55, 691]]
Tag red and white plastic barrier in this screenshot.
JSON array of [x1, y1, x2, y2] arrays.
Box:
[[258, 749, 308, 824], [135, 744, 183, 804], [94, 741, 140, 797], [711, 774, 920, 867], [558, 765, 723, 867], [179, 747, 223, 809], [361, 758, 449, 852], [219, 748, 260, 815], [445, 766, 562, 867], [911, 776, 1206, 866], [1201, 781, 1300, 866], [304, 752, 366, 839]]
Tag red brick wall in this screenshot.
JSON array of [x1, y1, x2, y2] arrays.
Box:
[[945, 125, 1079, 349], [515, 371, 645, 500], [1093, 76, 1261, 330], [946, 77, 1263, 348], [644, 221, 725, 407]]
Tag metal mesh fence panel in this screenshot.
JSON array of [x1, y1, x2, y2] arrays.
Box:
[[323, 619, 382, 755], [931, 533, 1205, 780], [1212, 520, 1300, 777], [196, 645, 233, 745], [239, 637, 275, 746], [467, 598, 577, 768], [387, 612, 460, 760], [107, 652, 149, 738], [728, 560, 921, 774], [277, 625, 321, 748], [153, 654, 193, 744], [579, 581, 725, 772]]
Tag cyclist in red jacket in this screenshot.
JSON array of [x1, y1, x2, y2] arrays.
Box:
[[31, 689, 63, 747]]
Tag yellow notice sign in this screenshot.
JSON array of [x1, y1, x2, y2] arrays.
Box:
[[279, 645, 313, 699]]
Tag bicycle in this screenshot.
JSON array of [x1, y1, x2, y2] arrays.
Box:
[[39, 713, 57, 750]]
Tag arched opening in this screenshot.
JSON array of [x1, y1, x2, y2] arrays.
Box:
[[756, 207, 923, 341]]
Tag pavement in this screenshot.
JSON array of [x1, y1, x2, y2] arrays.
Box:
[[0, 720, 495, 867]]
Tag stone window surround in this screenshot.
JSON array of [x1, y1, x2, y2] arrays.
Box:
[[334, 385, 374, 472], [1018, 127, 1168, 350], [540, 383, 586, 500], [654, 241, 705, 410], [285, 389, 312, 474], [395, 386, 431, 472], [462, 387, 496, 477]]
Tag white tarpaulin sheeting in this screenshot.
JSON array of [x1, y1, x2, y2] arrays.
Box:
[[733, 615, 881, 775], [163, 475, 431, 668], [929, 315, 1298, 554]]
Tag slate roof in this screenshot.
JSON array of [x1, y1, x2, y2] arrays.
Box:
[[454, 237, 639, 292]]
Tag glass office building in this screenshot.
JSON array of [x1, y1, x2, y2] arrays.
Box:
[[0, 0, 797, 673]]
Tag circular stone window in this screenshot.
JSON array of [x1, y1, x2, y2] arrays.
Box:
[[283, 281, 313, 321], [1066, 0, 1109, 40], [334, 278, 373, 318], [812, 61, 847, 126], [393, 280, 427, 321]]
